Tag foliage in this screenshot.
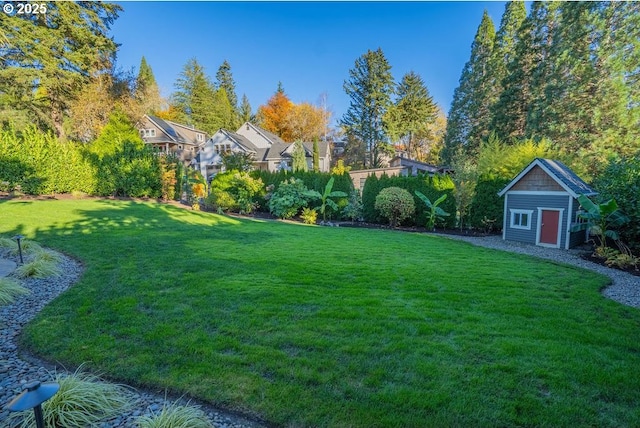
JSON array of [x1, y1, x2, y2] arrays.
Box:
[[450, 152, 479, 230], [594, 155, 640, 252], [0, 2, 121, 139], [292, 141, 308, 172], [136, 401, 213, 428], [443, 11, 496, 162], [268, 178, 310, 219], [286, 103, 331, 142], [469, 177, 510, 230], [384, 71, 438, 158], [221, 151, 254, 173], [362, 173, 456, 227], [257, 85, 295, 142], [135, 56, 163, 116], [251, 170, 354, 212], [330, 159, 351, 175], [14, 257, 62, 279], [312, 139, 320, 172], [341, 48, 395, 168], [0, 277, 29, 306], [215, 60, 239, 113], [159, 155, 179, 201], [207, 171, 264, 214], [304, 177, 348, 222], [415, 191, 449, 230], [239, 94, 253, 123], [300, 207, 318, 225], [570, 195, 630, 249], [0, 126, 96, 194], [8, 366, 135, 428], [374, 187, 415, 227], [342, 189, 363, 223]]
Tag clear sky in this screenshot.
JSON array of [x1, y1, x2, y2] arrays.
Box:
[[110, 1, 509, 125]]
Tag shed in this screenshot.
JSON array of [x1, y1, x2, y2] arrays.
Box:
[[497, 158, 597, 249]]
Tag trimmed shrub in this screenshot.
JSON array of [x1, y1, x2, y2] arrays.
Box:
[[375, 187, 415, 227], [206, 171, 264, 213], [362, 174, 456, 227], [469, 177, 510, 231]]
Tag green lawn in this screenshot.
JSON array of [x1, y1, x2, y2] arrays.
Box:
[[1, 198, 639, 427]]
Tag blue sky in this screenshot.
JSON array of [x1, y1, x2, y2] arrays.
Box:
[[111, 1, 509, 125]]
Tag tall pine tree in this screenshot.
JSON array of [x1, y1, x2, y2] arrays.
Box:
[[341, 48, 395, 168], [135, 56, 162, 116], [215, 60, 238, 111], [384, 71, 438, 159], [172, 58, 218, 134], [443, 11, 496, 162], [239, 94, 253, 124]]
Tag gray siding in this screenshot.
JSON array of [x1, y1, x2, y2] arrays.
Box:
[[504, 193, 570, 248]]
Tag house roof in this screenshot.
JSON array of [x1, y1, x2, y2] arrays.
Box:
[[221, 129, 259, 154], [498, 158, 597, 198], [145, 115, 204, 147]]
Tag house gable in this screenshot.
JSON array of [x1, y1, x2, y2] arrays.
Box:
[[511, 165, 565, 192]]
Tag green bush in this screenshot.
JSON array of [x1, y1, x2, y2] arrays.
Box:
[[469, 177, 510, 231], [268, 178, 310, 219], [206, 171, 264, 213], [343, 189, 363, 222], [594, 155, 640, 252], [374, 187, 415, 227], [300, 207, 318, 225], [362, 174, 455, 227], [252, 170, 352, 212]]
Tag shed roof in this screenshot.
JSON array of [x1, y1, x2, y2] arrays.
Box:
[[498, 158, 597, 198]]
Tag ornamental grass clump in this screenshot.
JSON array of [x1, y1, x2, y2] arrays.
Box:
[[8, 367, 136, 428], [0, 236, 18, 253], [14, 256, 62, 278], [135, 401, 213, 428], [0, 277, 30, 305]]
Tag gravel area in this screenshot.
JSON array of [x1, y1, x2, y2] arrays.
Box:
[[433, 233, 640, 309], [1, 237, 638, 427], [0, 252, 265, 428]]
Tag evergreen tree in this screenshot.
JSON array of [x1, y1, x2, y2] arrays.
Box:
[[384, 71, 438, 159], [0, 2, 121, 139], [443, 11, 496, 162], [135, 56, 162, 116], [491, 2, 539, 141], [292, 141, 308, 172], [239, 94, 253, 124], [211, 88, 236, 131], [172, 58, 218, 133], [313, 139, 320, 172], [215, 60, 238, 110], [341, 48, 395, 168]]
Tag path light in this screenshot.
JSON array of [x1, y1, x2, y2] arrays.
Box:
[[6, 381, 59, 428], [12, 234, 24, 264]]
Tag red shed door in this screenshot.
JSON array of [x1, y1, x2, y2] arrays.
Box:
[[540, 210, 560, 246]]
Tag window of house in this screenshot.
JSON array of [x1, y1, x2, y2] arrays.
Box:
[[140, 129, 156, 138], [510, 209, 533, 230], [197, 133, 204, 142]]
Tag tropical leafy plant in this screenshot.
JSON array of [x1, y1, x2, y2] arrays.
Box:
[[415, 191, 449, 230], [8, 366, 135, 428], [304, 177, 348, 223], [570, 195, 630, 249], [0, 277, 30, 305], [136, 401, 213, 428]]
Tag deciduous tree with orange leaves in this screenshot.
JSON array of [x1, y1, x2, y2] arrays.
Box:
[[257, 84, 295, 141]]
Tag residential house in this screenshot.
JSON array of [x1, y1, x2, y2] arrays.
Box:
[[497, 158, 597, 249], [137, 115, 207, 165], [197, 122, 331, 179]]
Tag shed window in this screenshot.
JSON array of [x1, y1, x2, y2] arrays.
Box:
[[510, 209, 533, 230]]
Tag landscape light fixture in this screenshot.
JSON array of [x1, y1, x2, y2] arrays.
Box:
[[12, 234, 24, 264], [6, 380, 60, 428]]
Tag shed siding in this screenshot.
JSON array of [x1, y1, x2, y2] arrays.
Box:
[[504, 193, 570, 247], [512, 166, 564, 192]]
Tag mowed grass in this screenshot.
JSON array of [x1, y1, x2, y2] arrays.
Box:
[[1, 199, 639, 427]]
